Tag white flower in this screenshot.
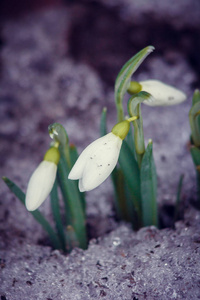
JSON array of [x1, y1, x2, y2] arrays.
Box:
[[139, 80, 186, 106], [25, 147, 60, 211], [25, 161, 57, 211], [68, 132, 122, 192]]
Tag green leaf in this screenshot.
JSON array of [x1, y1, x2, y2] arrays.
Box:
[[69, 144, 86, 213], [190, 146, 200, 198], [2, 176, 62, 250], [57, 153, 87, 250], [174, 174, 184, 223], [50, 179, 66, 252], [190, 146, 200, 201], [189, 101, 200, 147], [118, 139, 141, 223], [192, 89, 200, 106], [69, 144, 79, 166], [190, 146, 200, 167], [111, 167, 129, 221], [100, 107, 107, 137], [115, 46, 154, 121], [140, 140, 158, 227]]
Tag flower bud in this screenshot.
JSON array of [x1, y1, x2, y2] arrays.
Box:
[[139, 80, 186, 106], [25, 147, 60, 211], [127, 81, 142, 95]]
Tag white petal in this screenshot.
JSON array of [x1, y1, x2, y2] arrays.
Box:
[[140, 80, 186, 106], [69, 133, 118, 180], [79, 133, 122, 191], [68, 152, 86, 180], [78, 179, 85, 193], [25, 161, 57, 211]]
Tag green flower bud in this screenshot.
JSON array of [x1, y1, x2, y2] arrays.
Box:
[[44, 147, 60, 165], [127, 81, 142, 95], [111, 120, 130, 140]]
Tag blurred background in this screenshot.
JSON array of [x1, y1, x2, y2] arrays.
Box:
[[0, 0, 200, 86]]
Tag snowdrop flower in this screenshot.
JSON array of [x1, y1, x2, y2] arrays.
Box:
[[68, 118, 136, 192], [128, 80, 186, 106], [25, 147, 60, 211]]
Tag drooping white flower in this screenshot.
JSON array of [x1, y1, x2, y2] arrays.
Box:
[[25, 147, 60, 211], [139, 80, 186, 106], [68, 120, 133, 192], [68, 133, 122, 192]]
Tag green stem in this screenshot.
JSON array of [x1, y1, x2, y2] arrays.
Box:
[[127, 93, 147, 167]]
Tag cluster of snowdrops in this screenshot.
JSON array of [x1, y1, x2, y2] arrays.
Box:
[[4, 46, 199, 253]]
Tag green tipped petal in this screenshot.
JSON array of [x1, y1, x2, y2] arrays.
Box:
[[111, 120, 130, 140], [44, 147, 60, 165]]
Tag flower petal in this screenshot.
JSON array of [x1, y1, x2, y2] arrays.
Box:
[[69, 133, 119, 180], [25, 161, 57, 211], [68, 151, 87, 180], [78, 178, 85, 193], [140, 80, 186, 106], [79, 133, 122, 191]]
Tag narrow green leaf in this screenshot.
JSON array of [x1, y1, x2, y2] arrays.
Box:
[[190, 146, 200, 201], [192, 89, 200, 106], [189, 101, 200, 147], [2, 177, 62, 249], [69, 144, 86, 213], [69, 144, 79, 166], [126, 125, 135, 154], [50, 179, 66, 252], [115, 46, 154, 121], [111, 167, 128, 221], [100, 107, 107, 137], [174, 174, 184, 223], [57, 153, 87, 250], [140, 140, 158, 227], [118, 139, 141, 223], [190, 146, 200, 167]]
